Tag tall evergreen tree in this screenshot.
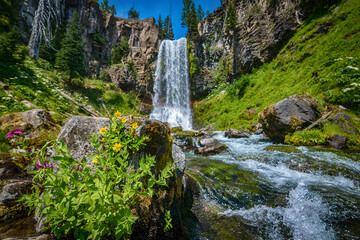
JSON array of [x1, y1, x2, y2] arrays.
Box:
[[164, 16, 174, 40], [55, 11, 85, 82], [158, 14, 165, 40], [128, 7, 140, 19], [206, 10, 210, 17], [189, 1, 199, 38], [181, 0, 192, 28], [100, 0, 116, 15], [197, 4, 205, 22]]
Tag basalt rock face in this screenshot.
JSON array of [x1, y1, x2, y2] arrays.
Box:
[[191, 0, 302, 99], [18, 0, 159, 96]]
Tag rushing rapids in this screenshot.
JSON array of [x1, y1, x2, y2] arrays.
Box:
[[150, 38, 192, 130], [186, 133, 360, 240]]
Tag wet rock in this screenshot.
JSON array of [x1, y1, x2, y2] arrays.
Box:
[[259, 95, 320, 143], [172, 144, 186, 174], [224, 128, 248, 138], [265, 145, 302, 154], [329, 135, 348, 149], [195, 136, 227, 156], [173, 134, 192, 148]]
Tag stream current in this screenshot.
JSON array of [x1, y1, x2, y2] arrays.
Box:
[[186, 133, 360, 240]]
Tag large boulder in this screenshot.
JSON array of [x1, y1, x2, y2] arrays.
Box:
[[53, 116, 187, 239], [194, 136, 227, 155], [224, 128, 248, 138], [259, 95, 320, 143]]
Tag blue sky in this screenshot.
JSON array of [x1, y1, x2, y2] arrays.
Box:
[[104, 0, 221, 39]]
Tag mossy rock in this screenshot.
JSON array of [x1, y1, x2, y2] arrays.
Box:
[[265, 145, 302, 154]]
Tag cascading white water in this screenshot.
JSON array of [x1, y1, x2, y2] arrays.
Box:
[[150, 38, 192, 130]]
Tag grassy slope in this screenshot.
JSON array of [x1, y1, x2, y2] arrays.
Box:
[[194, 0, 360, 131], [0, 58, 143, 125]]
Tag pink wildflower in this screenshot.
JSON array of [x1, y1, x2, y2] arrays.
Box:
[[13, 129, 23, 135], [6, 131, 15, 139]]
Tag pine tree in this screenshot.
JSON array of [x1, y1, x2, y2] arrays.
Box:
[[206, 10, 210, 17], [100, 0, 110, 12], [181, 0, 192, 28], [55, 11, 85, 83], [100, 0, 116, 15], [158, 14, 165, 40], [189, 1, 198, 38], [128, 7, 140, 19], [197, 4, 205, 22], [110, 5, 117, 15], [164, 16, 174, 40]]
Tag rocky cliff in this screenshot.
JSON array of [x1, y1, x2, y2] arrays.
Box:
[[191, 0, 302, 99], [18, 0, 159, 96]]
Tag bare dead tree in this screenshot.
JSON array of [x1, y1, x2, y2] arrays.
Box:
[[28, 0, 62, 61]]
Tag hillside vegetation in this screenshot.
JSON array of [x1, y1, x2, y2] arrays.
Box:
[[194, 0, 360, 131]]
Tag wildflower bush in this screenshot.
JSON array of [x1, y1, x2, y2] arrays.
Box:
[[21, 112, 174, 239]]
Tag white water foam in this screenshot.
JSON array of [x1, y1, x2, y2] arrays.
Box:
[[222, 185, 336, 240], [150, 38, 192, 130]]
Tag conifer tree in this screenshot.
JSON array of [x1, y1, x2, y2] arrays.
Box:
[[197, 4, 205, 22], [181, 0, 199, 38], [164, 16, 174, 40], [100, 0, 116, 15], [206, 10, 210, 17], [158, 15, 165, 40], [128, 7, 140, 19], [55, 11, 85, 83]]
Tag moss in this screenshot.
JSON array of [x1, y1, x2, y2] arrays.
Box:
[[265, 145, 302, 154]]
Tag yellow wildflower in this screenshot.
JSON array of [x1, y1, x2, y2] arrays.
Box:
[[132, 122, 138, 129], [114, 110, 122, 119], [114, 128, 118, 132], [113, 143, 122, 152], [99, 127, 107, 134], [92, 159, 98, 164], [102, 138, 107, 142], [122, 118, 127, 123], [96, 155, 99, 158]]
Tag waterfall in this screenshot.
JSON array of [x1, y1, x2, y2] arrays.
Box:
[[150, 38, 192, 130]]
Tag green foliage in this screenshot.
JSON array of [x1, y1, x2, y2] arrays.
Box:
[[21, 116, 173, 239], [181, 0, 199, 39], [226, 1, 237, 32], [163, 16, 175, 40], [128, 7, 140, 19], [189, 50, 199, 79], [126, 60, 137, 81], [111, 37, 129, 64], [158, 15, 174, 40], [99, 69, 111, 82], [100, 0, 117, 15], [55, 11, 85, 81], [0, 27, 26, 64], [194, 0, 360, 130], [197, 4, 205, 22], [284, 130, 328, 146], [163, 210, 173, 232]]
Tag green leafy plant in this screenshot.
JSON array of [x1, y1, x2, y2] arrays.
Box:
[[21, 112, 174, 239], [163, 209, 173, 232]]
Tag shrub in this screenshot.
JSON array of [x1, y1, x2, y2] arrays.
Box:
[[111, 37, 129, 64], [21, 113, 173, 239], [99, 69, 111, 82]]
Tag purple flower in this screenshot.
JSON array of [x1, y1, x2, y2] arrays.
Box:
[[44, 163, 53, 168], [36, 162, 44, 169], [6, 131, 15, 139], [26, 148, 31, 153], [13, 129, 23, 135]]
